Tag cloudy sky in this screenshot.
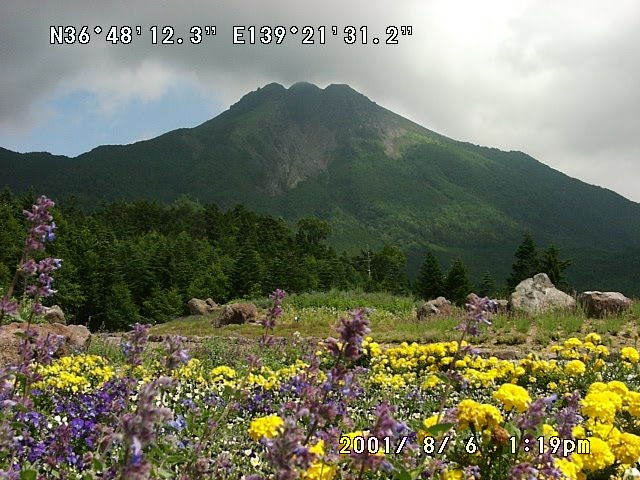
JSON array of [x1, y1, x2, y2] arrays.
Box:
[[1, 0, 639, 202]]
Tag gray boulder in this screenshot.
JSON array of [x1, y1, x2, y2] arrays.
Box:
[[578, 291, 632, 318], [216, 303, 258, 327], [509, 273, 576, 315], [187, 298, 219, 316], [417, 297, 453, 320], [43, 305, 65, 324], [0, 322, 91, 366]]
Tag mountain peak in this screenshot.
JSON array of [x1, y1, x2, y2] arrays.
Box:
[[2, 82, 640, 293], [289, 81, 320, 91]]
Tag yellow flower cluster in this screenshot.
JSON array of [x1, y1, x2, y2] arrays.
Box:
[[248, 415, 284, 440], [457, 399, 503, 430], [621, 346, 640, 364], [302, 440, 336, 480], [581, 383, 624, 424], [365, 339, 532, 390], [493, 383, 531, 413], [35, 354, 114, 393], [247, 360, 310, 391]]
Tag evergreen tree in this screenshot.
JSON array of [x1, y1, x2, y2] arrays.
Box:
[[415, 251, 445, 300], [100, 282, 140, 331], [541, 244, 571, 291], [478, 271, 497, 298], [371, 244, 407, 294], [142, 287, 184, 324], [507, 232, 541, 290], [445, 258, 473, 306]]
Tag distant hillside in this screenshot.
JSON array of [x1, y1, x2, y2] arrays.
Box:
[[2, 82, 639, 293]]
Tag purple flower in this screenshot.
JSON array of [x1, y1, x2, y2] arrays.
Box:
[[118, 377, 175, 474], [511, 462, 539, 480], [516, 395, 556, 432], [0, 299, 18, 317], [120, 323, 150, 367], [325, 308, 371, 362], [259, 289, 287, 345], [457, 295, 494, 336], [163, 335, 190, 372], [555, 391, 582, 441], [261, 417, 313, 480], [23, 196, 57, 252]]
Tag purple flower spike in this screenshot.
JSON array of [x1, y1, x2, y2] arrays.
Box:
[[457, 295, 494, 336]]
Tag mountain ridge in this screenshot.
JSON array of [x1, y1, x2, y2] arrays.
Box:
[[1, 82, 639, 293]]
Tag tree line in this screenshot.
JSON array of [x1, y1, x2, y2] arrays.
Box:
[[0, 190, 571, 330]]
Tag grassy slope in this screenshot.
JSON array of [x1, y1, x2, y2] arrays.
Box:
[[147, 293, 640, 353]]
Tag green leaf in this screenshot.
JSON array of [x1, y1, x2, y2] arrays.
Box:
[[164, 454, 187, 465], [155, 468, 175, 479], [20, 470, 37, 480], [434, 373, 453, 384], [426, 422, 454, 435], [92, 458, 104, 472], [394, 469, 412, 480]]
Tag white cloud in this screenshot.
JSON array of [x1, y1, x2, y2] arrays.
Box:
[[0, 0, 639, 201]]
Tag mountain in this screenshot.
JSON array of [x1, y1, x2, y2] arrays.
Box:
[[2, 82, 639, 293]]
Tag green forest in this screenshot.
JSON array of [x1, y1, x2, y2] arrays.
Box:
[[0, 189, 572, 332]]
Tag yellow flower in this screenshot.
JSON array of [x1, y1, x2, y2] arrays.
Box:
[[572, 425, 586, 439], [584, 333, 601, 345], [542, 424, 558, 438], [493, 384, 531, 413], [578, 437, 614, 471], [442, 470, 463, 480], [302, 461, 336, 480], [417, 415, 441, 445], [457, 399, 503, 430], [621, 347, 640, 363], [564, 360, 586, 376], [309, 440, 325, 456], [421, 375, 440, 389], [564, 338, 582, 349], [302, 440, 336, 480], [581, 391, 622, 424], [248, 415, 284, 440], [624, 391, 640, 417], [555, 458, 580, 480], [607, 381, 629, 397], [610, 432, 640, 465]]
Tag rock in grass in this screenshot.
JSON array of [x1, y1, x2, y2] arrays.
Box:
[[509, 273, 575, 315], [43, 305, 66, 324], [216, 303, 258, 327], [187, 298, 219, 316], [417, 296, 453, 320], [578, 291, 632, 318], [0, 322, 91, 366]]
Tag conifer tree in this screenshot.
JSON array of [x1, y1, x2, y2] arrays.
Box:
[[445, 258, 473, 306], [507, 232, 541, 290], [415, 251, 445, 300], [541, 244, 571, 291], [478, 271, 497, 298]]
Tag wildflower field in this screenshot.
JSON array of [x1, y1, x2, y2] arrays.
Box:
[[3, 196, 640, 479], [3, 299, 640, 480]]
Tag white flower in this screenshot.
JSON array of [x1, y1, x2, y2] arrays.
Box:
[[624, 468, 640, 480]]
